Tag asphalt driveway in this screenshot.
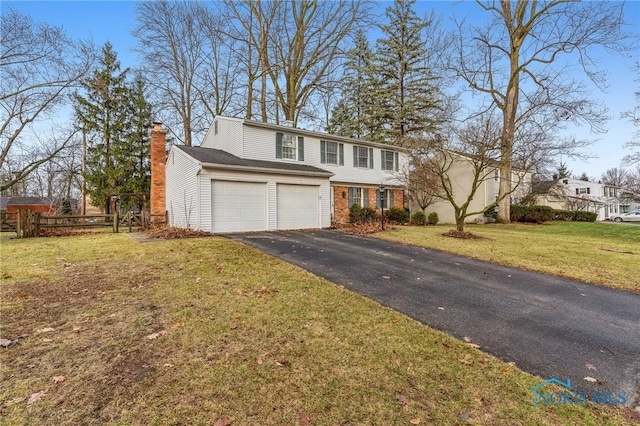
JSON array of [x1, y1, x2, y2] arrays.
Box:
[[228, 229, 640, 409]]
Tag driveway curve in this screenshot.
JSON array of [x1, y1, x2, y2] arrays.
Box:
[[228, 229, 640, 409]]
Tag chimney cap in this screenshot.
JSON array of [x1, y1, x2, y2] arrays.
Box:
[[152, 121, 163, 131]]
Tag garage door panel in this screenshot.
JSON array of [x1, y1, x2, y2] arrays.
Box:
[[212, 181, 266, 233], [277, 184, 319, 230]]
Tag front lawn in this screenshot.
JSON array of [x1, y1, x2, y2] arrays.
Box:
[[375, 222, 640, 293], [1, 233, 638, 425]]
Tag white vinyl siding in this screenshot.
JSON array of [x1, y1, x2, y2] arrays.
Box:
[[166, 147, 201, 229], [200, 116, 244, 157]]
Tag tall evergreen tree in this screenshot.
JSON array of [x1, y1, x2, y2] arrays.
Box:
[[327, 30, 383, 142], [74, 43, 152, 212], [374, 0, 441, 144], [123, 75, 153, 200]]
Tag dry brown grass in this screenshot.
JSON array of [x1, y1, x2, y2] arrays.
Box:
[[1, 233, 638, 425]]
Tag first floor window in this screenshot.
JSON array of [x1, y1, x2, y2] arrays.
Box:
[[348, 187, 369, 208], [376, 189, 394, 209]]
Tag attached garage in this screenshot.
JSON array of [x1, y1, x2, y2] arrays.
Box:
[[212, 180, 267, 233], [276, 184, 320, 230], [165, 146, 333, 233]]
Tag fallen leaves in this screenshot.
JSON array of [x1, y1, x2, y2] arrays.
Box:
[[585, 363, 597, 371], [395, 393, 410, 405], [409, 418, 421, 424], [298, 413, 311, 425], [213, 417, 232, 426], [462, 336, 480, 349], [27, 390, 47, 405], [146, 330, 168, 339], [584, 376, 597, 383], [52, 375, 66, 383], [36, 327, 55, 334], [4, 397, 26, 407], [458, 357, 473, 365]]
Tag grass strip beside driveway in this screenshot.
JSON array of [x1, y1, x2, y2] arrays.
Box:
[[375, 222, 640, 293], [1, 233, 637, 425]]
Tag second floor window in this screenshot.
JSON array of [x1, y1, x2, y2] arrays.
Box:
[[353, 145, 373, 169], [276, 132, 304, 161], [282, 134, 296, 159], [381, 150, 399, 171], [320, 140, 344, 165]]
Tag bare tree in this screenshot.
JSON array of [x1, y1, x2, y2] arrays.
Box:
[[448, 0, 633, 222], [224, 0, 371, 126], [402, 157, 443, 214], [134, 1, 240, 146], [222, 0, 280, 122], [410, 114, 529, 232], [622, 62, 640, 165], [600, 167, 630, 188], [0, 8, 94, 192]]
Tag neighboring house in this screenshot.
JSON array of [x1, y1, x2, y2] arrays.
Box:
[[0, 197, 81, 216], [1, 197, 58, 215], [619, 189, 640, 213], [410, 152, 531, 224], [532, 178, 623, 221], [154, 116, 407, 233]]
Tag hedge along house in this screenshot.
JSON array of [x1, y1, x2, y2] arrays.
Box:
[[151, 116, 407, 233]]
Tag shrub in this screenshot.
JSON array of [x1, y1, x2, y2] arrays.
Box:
[[553, 209, 597, 222], [510, 204, 554, 223], [410, 211, 426, 225], [350, 204, 379, 223], [427, 212, 439, 225], [349, 204, 362, 223], [572, 211, 597, 222], [483, 205, 497, 219], [384, 207, 409, 224], [360, 207, 379, 223]]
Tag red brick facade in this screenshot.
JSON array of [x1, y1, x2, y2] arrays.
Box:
[[150, 122, 168, 222], [332, 186, 404, 223]]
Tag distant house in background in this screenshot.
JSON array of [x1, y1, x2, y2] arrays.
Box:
[[0, 197, 80, 216], [1, 197, 58, 215], [531, 177, 625, 221]]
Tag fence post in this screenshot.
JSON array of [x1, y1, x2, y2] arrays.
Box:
[[16, 210, 22, 239], [113, 212, 119, 233], [34, 212, 40, 237]]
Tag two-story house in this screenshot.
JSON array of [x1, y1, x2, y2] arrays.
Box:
[[532, 177, 622, 221], [409, 151, 531, 224], [153, 116, 407, 233]]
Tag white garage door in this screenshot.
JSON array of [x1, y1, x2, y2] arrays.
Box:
[[277, 184, 319, 230], [212, 181, 267, 233]]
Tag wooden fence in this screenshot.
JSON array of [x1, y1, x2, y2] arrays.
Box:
[[4, 209, 167, 238]]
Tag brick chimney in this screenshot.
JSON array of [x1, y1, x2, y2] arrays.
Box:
[[150, 122, 168, 223]]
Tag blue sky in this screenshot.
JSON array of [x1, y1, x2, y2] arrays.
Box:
[[4, 0, 639, 179]]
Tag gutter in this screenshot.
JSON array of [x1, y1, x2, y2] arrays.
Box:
[[200, 162, 334, 178]]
